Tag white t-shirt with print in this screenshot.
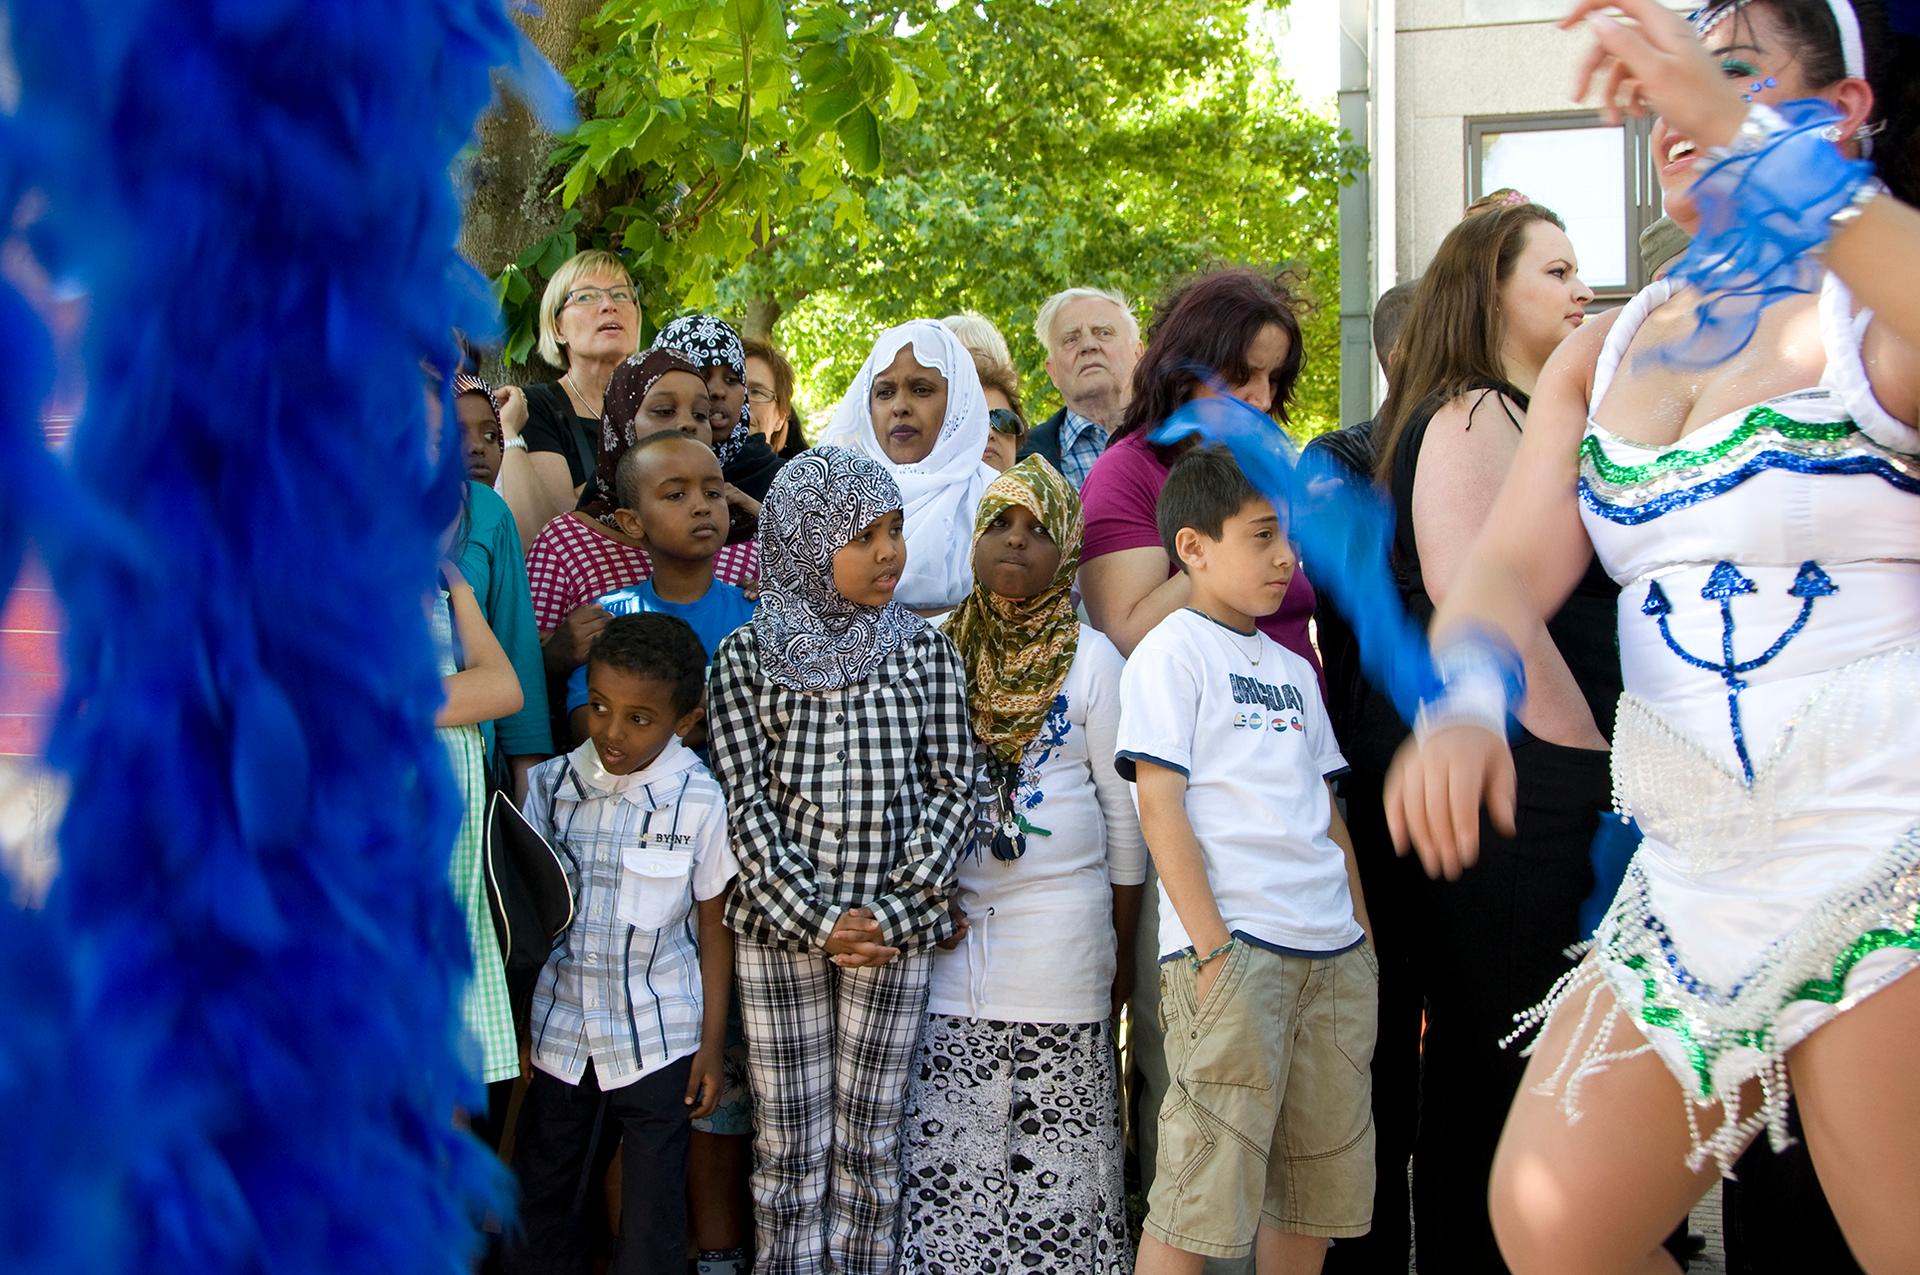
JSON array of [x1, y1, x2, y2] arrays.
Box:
[[1116, 606, 1359, 959]]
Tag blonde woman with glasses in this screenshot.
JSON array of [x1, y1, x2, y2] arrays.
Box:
[[495, 249, 641, 551]]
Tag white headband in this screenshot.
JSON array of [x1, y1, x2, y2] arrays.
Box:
[[1692, 0, 1869, 149], [1827, 0, 1866, 80], [1691, 0, 1863, 76]]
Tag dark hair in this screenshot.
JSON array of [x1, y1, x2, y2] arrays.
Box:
[[1114, 268, 1307, 443], [1157, 446, 1267, 571], [1371, 202, 1565, 482], [777, 409, 810, 459], [1371, 281, 1419, 377], [1698, 0, 1918, 203], [586, 613, 708, 715], [613, 429, 709, 511]]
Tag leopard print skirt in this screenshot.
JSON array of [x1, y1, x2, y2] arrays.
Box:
[[896, 1015, 1132, 1274]]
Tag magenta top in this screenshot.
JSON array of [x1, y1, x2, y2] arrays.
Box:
[[1080, 429, 1322, 678]]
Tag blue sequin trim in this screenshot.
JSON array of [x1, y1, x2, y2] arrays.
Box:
[[1580, 450, 1920, 525]]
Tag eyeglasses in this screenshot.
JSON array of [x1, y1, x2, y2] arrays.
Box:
[[561, 286, 639, 310], [746, 386, 777, 405], [988, 407, 1027, 437]]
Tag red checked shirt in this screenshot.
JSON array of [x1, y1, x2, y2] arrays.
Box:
[[526, 512, 759, 637]]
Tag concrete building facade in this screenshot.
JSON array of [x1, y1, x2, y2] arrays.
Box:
[[1338, 0, 1673, 422]]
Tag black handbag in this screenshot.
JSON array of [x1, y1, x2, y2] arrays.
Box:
[[483, 781, 574, 1030]]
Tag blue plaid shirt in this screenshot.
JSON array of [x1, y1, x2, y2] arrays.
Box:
[[1059, 410, 1111, 490]]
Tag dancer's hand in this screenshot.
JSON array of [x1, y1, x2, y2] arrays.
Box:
[[1561, 0, 1747, 145], [1383, 725, 1517, 881]]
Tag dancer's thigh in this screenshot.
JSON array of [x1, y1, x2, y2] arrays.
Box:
[[1792, 966, 1920, 1275], [1488, 974, 1732, 1275]]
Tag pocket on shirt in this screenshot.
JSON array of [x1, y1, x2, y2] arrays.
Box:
[[617, 847, 694, 931]]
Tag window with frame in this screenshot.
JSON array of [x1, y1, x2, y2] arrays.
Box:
[[1466, 112, 1664, 301]]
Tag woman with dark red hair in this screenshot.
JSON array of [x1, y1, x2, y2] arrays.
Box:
[[1078, 267, 1320, 664]]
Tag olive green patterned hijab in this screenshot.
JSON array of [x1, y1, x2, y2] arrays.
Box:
[[942, 456, 1083, 766]]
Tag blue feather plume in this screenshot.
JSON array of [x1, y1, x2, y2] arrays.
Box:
[[1152, 389, 1441, 723], [0, 3, 568, 1272]]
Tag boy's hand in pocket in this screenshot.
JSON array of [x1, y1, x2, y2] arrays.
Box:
[[1193, 943, 1231, 1007]]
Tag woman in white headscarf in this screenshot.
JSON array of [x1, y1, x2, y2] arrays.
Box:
[[817, 319, 998, 614]]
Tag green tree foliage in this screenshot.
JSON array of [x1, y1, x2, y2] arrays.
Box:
[[723, 0, 1361, 434], [489, 0, 1358, 434], [489, 0, 937, 365]]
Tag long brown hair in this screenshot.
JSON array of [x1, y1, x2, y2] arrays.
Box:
[[1371, 203, 1564, 482]]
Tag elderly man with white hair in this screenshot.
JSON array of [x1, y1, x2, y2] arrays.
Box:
[[1020, 286, 1141, 489]]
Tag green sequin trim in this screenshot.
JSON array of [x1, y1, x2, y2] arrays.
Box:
[[1787, 923, 1920, 1005], [1621, 954, 1766, 1098], [1620, 905, 1920, 1097], [1581, 406, 1857, 486]]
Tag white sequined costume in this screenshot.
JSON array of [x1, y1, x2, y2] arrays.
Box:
[[1524, 274, 1920, 1172]]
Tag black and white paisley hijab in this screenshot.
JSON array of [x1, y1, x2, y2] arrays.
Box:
[[652, 313, 752, 467], [752, 446, 926, 692]]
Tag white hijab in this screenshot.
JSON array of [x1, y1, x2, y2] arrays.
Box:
[[818, 319, 997, 610]]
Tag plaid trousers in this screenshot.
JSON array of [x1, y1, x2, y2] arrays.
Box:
[[736, 937, 932, 1275]]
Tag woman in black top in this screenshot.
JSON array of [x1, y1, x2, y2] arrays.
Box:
[[494, 249, 640, 550], [1363, 199, 1610, 1275]]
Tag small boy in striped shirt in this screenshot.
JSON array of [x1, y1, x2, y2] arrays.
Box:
[[502, 613, 736, 1275]]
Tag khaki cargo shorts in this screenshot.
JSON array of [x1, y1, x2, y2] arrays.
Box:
[[1144, 938, 1378, 1258]]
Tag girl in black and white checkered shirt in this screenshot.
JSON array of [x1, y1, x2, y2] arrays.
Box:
[[706, 446, 978, 1275]]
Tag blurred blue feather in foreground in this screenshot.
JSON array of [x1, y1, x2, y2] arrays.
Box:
[[0, 3, 567, 1271]]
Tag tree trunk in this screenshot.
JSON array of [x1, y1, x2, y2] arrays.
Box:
[[741, 293, 783, 342], [458, 0, 597, 282]]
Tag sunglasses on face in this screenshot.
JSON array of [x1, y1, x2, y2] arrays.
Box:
[[988, 407, 1027, 437]]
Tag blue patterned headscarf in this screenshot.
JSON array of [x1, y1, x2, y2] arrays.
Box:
[[751, 446, 925, 691]]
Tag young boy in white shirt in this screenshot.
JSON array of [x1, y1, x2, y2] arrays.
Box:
[[503, 613, 737, 1275], [1117, 446, 1376, 1275]]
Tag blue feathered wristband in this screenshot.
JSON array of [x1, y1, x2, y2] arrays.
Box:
[[1660, 99, 1882, 367]]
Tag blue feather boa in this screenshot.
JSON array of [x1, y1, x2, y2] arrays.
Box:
[[0, 3, 567, 1270]]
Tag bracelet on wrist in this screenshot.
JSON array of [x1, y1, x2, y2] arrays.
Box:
[[1187, 939, 1234, 971], [1824, 176, 1888, 248], [503, 434, 528, 452]]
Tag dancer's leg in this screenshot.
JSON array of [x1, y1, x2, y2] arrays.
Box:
[[1791, 967, 1920, 1275], [1488, 976, 1738, 1275]]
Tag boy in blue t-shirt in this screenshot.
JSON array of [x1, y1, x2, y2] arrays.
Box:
[[564, 430, 755, 738]]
